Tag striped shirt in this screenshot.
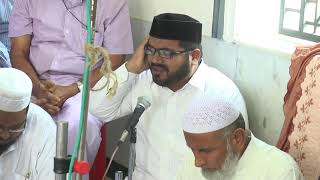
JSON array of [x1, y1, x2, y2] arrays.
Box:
[[0, 0, 13, 50], [0, 41, 10, 67]]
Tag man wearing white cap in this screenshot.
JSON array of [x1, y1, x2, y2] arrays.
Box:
[[0, 68, 56, 179], [178, 97, 303, 180]]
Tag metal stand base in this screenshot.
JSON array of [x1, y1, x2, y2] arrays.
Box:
[[128, 128, 137, 180]]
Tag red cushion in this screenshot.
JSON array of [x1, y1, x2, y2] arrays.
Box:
[[90, 125, 107, 180]]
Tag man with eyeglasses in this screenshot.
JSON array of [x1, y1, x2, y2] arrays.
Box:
[[89, 13, 248, 179], [0, 68, 56, 179], [8, 0, 133, 171]]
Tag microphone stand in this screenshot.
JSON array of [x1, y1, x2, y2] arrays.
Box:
[[115, 98, 150, 180], [75, 0, 97, 178], [54, 121, 69, 180], [75, 70, 90, 180], [128, 126, 137, 180]]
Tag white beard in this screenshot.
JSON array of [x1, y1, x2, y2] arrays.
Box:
[[201, 142, 240, 180]]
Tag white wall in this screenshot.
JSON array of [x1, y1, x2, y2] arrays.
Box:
[[201, 37, 290, 144], [128, 0, 214, 36]]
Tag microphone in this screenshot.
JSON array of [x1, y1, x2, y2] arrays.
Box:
[[118, 96, 151, 144]]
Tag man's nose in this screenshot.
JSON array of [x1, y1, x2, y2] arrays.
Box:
[[0, 131, 11, 140], [152, 51, 163, 62], [194, 156, 206, 167]]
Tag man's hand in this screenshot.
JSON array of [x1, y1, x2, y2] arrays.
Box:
[[33, 81, 79, 115], [125, 36, 150, 74], [11, 35, 62, 115], [33, 80, 61, 115], [49, 83, 79, 108]]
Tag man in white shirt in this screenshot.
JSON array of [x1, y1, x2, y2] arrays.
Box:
[[0, 68, 56, 180], [178, 97, 303, 180], [89, 13, 248, 179]]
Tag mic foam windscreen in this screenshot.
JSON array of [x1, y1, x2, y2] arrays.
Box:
[[137, 96, 151, 109]]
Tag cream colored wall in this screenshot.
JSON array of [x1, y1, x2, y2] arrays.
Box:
[[128, 0, 214, 36]]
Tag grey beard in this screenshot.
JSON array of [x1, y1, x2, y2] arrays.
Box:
[[201, 142, 240, 180], [0, 140, 16, 154], [0, 134, 21, 155]]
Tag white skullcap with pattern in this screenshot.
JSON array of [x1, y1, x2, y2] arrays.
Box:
[[0, 68, 32, 112], [182, 97, 240, 133]]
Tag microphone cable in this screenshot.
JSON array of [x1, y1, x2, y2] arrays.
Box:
[[101, 144, 120, 180]]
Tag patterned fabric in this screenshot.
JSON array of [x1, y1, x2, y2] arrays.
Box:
[[182, 97, 240, 134], [277, 44, 320, 180], [287, 56, 320, 180], [0, 0, 13, 49], [0, 41, 10, 67], [0, 68, 32, 112]]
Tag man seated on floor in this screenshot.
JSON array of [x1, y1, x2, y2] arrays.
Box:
[[178, 97, 303, 180], [0, 68, 56, 179]]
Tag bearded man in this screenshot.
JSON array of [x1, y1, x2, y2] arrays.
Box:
[[179, 97, 303, 180], [89, 13, 248, 179], [0, 68, 55, 179]]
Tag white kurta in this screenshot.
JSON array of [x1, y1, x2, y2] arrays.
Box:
[[89, 62, 248, 180], [0, 103, 56, 180], [177, 134, 303, 180]]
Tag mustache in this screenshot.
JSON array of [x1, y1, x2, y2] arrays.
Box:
[[150, 63, 168, 71], [0, 134, 21, 147], [0, 139, 16, 152], [0, 139, 16, 146]]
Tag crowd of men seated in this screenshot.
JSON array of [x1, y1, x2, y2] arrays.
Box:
[[0, 1, 308, 180]]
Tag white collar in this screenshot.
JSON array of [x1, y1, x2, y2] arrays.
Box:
[[186, 61, 208, 92], [237, 132, 256, 169]]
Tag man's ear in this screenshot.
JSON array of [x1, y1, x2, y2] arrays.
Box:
[[230, 128, 246, 153], [189, 49, 201, 65]]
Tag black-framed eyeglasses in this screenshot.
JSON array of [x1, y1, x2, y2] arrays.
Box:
[[144, 43, 191, 59], [0, 120, 26, 134]]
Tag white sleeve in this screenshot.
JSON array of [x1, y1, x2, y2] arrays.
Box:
[[89, 63, 138, 123], [275, 162, 304, 180], [35, 128, 56, 180]]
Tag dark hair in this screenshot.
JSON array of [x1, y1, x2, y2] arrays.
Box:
[[179, 41, 203, 59], [223, 113, 245, 138]]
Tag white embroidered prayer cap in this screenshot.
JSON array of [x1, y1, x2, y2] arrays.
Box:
[[182, 97, 240, 134], [0, 68, 32, 112]]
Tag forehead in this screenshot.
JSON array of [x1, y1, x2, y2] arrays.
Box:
[[0, 109, 27, 126], [184, 130, 225, 148], [148, 36, 182, 49]]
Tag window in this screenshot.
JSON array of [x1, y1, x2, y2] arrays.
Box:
[[279, 0, 320, 42], [230, 0, 286, 48], [212, 0, 225, 39], [223, 0, 315, 55]]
